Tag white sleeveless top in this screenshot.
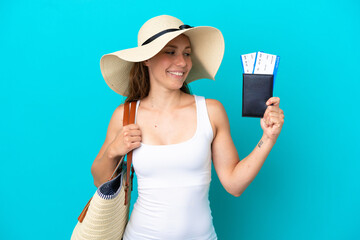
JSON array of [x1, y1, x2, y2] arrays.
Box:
[[123, 95, 217, 240]]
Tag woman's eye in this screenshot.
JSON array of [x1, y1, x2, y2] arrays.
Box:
[[184, 53, 191, 56], [165, 51, 175, 55]]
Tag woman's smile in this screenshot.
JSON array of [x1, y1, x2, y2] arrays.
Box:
[[167, 71, 185, 79]]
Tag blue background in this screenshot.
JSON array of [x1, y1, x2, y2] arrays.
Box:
[[1, 0, 359, 239]]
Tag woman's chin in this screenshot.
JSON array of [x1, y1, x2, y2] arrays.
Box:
[[166, 78, 187, 89]]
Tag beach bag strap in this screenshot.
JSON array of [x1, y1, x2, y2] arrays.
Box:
[[77, 101, 136, 222], [124, 101, 136, 205]]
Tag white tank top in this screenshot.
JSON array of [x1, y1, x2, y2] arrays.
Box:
[[123, 95, 217, 240]]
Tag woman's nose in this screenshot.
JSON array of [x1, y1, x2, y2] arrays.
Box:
[[175, 54, 187, 67]]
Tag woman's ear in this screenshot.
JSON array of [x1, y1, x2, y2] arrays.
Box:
[[143, 60, 149, 67]]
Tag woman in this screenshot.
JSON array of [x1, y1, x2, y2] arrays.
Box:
[[91, 15, 284, 239]]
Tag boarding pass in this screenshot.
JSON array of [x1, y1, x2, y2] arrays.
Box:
[[241, 51, 280, 76]]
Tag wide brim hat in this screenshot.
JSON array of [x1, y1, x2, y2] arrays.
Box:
[[100, 15, 225, 96]]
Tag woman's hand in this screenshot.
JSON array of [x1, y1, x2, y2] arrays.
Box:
[[108, 124, 142, 158], [260, 97, 284, 143]]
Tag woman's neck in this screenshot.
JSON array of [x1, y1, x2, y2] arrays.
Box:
[[144, 90, 184, 111]]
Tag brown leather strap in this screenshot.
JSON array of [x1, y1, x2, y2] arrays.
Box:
[[123, 101, 130, 126], [78, 197, 92, 222], [108, 101, 130, 180], [124, 101, 136, 205], [78, 101, 135, 223]]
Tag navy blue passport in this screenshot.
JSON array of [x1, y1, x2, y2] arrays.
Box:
[[242, 74, 273, 118]]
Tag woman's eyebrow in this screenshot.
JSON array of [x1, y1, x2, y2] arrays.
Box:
[[165, 45, 192, 49]]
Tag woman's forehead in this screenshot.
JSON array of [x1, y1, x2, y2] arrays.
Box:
[[164, 34, 191, 48]]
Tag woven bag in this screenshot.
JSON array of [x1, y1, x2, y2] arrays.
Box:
[[71, 101, 136, 240]]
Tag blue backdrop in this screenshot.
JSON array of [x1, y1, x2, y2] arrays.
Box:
[[1, 0, 359, 239]]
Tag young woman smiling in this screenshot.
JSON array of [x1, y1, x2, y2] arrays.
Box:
[[91, 15, 284, 240]]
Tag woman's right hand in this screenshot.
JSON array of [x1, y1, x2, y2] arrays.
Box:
[[108, 124, 142, 158], [92, 106, 142, 187]]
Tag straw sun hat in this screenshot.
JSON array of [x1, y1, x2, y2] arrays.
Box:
[[100, 15, 225, 96]]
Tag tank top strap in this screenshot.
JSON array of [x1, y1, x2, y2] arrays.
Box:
[[134, 100, 140, 124], [194, 95, 214, 141]]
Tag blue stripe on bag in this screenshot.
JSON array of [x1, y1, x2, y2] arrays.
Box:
[[97, 168, 126, 200]]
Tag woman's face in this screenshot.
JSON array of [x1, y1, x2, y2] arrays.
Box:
[[144, 34, 192, 91]]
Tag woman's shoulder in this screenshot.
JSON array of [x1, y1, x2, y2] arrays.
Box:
[[108, 103, 125, 130], [203, 98, 228, 132], [204, 98, 225, 113], [112, 100, 139, 124], [194, 97, 228, 138], [114, 103, 125, 116]]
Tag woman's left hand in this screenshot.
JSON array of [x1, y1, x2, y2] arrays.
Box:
[[260, 97, 285, 142]]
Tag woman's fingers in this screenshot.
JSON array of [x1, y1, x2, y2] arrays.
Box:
[[123, 124, 141, 131], [123, 126, 142, 144], [123, 124, 141, 136], [263, 105, 285, 127], [112, 124, 142, 154], [124, 129, 142, 137], [124, 135, 142, 143], [266, 97, 280, 106], [267, 111, 284, 119], [268, 116, 283, 125], [261, 97, 285, 140]]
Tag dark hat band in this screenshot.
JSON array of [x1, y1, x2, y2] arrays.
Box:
[[141, 24, 193, 46]]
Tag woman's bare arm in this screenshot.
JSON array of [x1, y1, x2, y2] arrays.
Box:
[[91, 104, 142, 187], [207, 98, 284, 197]]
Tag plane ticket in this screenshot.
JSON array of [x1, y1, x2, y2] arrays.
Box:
[[241, 51, 280, 77]]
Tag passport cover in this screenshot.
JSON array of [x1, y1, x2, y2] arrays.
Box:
[[242, 74, 274, 118]]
